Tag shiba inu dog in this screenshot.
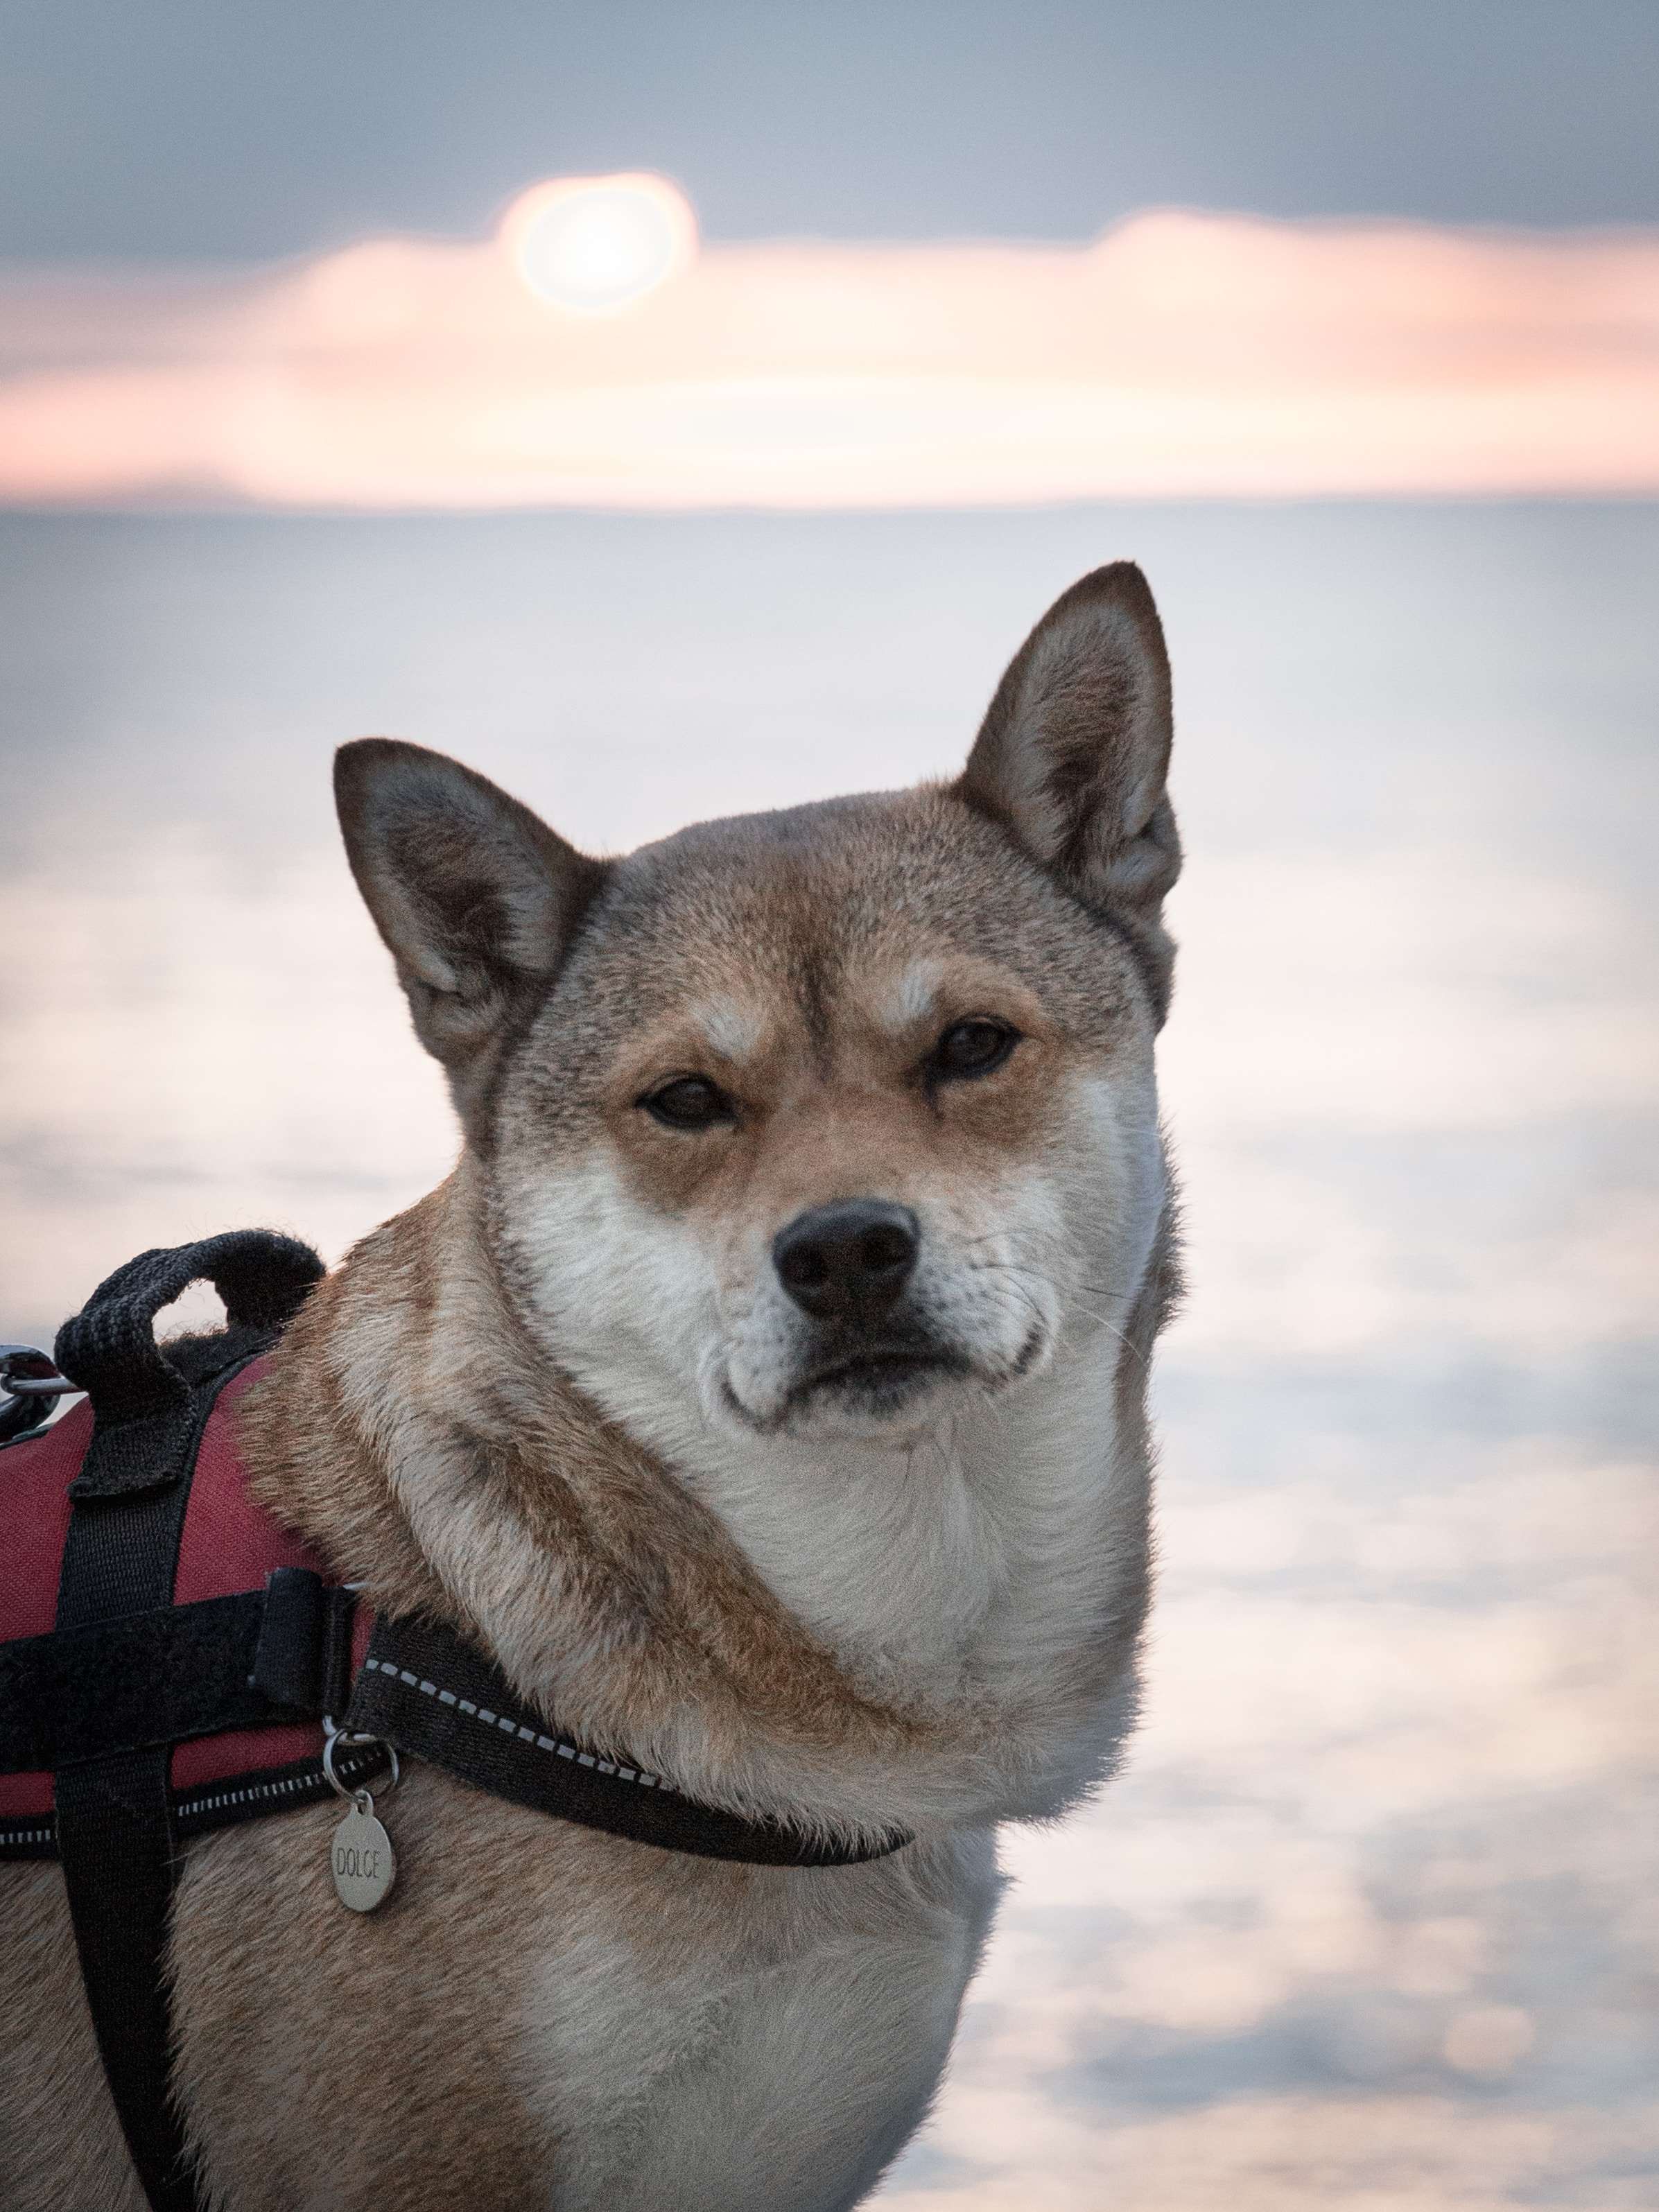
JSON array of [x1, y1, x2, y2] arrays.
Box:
[[3, 561, 1182, 2211]]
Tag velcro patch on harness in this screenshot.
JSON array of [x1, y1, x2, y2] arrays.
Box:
[[0, 1592, 273, 1770]]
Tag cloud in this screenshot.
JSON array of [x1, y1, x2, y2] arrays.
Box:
[[1, 188, 1657, 507]]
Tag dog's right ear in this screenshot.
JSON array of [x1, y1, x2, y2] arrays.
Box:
[[334, 739, 605, 1094]]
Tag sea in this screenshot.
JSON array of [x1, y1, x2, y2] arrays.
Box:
[[3, 500, 1655, 2208]]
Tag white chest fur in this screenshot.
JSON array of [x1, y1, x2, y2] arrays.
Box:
[[514, 1818, 1001, 2212], [566, 1325, 1130, 1708]]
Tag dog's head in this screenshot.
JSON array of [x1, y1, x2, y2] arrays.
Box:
[[336, 564, 1179, 1445]]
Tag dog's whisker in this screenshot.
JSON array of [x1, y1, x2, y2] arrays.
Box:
[[964, 1258, 1146, 1367]]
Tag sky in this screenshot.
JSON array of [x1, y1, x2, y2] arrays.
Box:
[[3, 9, 1658, 2206], [5, 0, 1659, 258]]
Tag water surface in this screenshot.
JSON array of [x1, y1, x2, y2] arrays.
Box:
[[3, 504, 1654, 2206]]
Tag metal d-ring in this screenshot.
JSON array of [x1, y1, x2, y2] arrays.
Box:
[[0, 1346, 79, 1397], [0, 1345, 78, 1443], [322, 1718, 399, 1806]]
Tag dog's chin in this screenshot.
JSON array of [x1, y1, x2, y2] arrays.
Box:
[[718, 1329, 1047, 1442]]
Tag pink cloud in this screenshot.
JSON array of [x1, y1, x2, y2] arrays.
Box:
[[1, 195, 1656, 507]]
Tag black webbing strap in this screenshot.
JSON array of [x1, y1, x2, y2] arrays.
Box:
[[0, 1574, 357, 1777], [49, 1231, 324, 2212], [347, 1611, 910, 1868], [3, 1592, 270, 1773]]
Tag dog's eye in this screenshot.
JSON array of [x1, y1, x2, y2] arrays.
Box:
[[930, 1018, 1018, 1081], [639, 1075, 736, 1131]]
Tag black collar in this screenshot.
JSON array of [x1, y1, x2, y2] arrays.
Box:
[[345, 1604, 908, 1868]]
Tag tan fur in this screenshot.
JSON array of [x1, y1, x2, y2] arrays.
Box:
[[1, 563, 1183, 2210]]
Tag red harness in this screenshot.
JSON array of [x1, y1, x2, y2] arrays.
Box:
[[0, 1359, 372, 1849]]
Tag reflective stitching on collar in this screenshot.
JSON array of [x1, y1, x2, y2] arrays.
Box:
[[359, 1654, 660, 1788]]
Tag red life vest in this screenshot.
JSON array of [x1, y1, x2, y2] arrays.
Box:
[[0, 1357, 372, 1856]]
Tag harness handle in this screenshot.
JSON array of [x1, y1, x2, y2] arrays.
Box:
[[53, 1230, 324, 1429]]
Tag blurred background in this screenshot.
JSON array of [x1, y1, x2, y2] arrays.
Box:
[[2, 6, 1656, 2204]]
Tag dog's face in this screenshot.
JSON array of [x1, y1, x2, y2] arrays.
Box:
[[336, 564, 1181, 1447], [487, 796, 1164, 1443]]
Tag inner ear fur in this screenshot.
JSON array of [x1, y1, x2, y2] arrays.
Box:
[[956, 562, 1181, 1021], [334, 738, 607, 1106]]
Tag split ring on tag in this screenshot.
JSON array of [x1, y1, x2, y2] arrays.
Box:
[[322, 1719, 399, 1913]]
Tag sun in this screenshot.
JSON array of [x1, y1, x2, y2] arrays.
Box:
[[505, 173, 697, 316]]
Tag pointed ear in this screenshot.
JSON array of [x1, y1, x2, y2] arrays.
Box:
[[334, 738, 606, 1105], [956, 563, 1181, 1020]]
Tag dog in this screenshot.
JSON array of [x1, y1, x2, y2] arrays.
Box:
[[2, 561, 1182, 2211]]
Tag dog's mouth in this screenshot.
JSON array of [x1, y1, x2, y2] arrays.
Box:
[[718, 1325, 1045, 1435], [794, 1346, 973, 1409]]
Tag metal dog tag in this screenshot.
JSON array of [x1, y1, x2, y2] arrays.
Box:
[[331, 1796, 396, 1913]]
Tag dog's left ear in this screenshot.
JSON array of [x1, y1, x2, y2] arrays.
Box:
[[957, 562, 1180, 1020]]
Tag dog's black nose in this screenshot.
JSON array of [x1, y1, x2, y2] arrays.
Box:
[[773, 1201, 920, 1323]]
